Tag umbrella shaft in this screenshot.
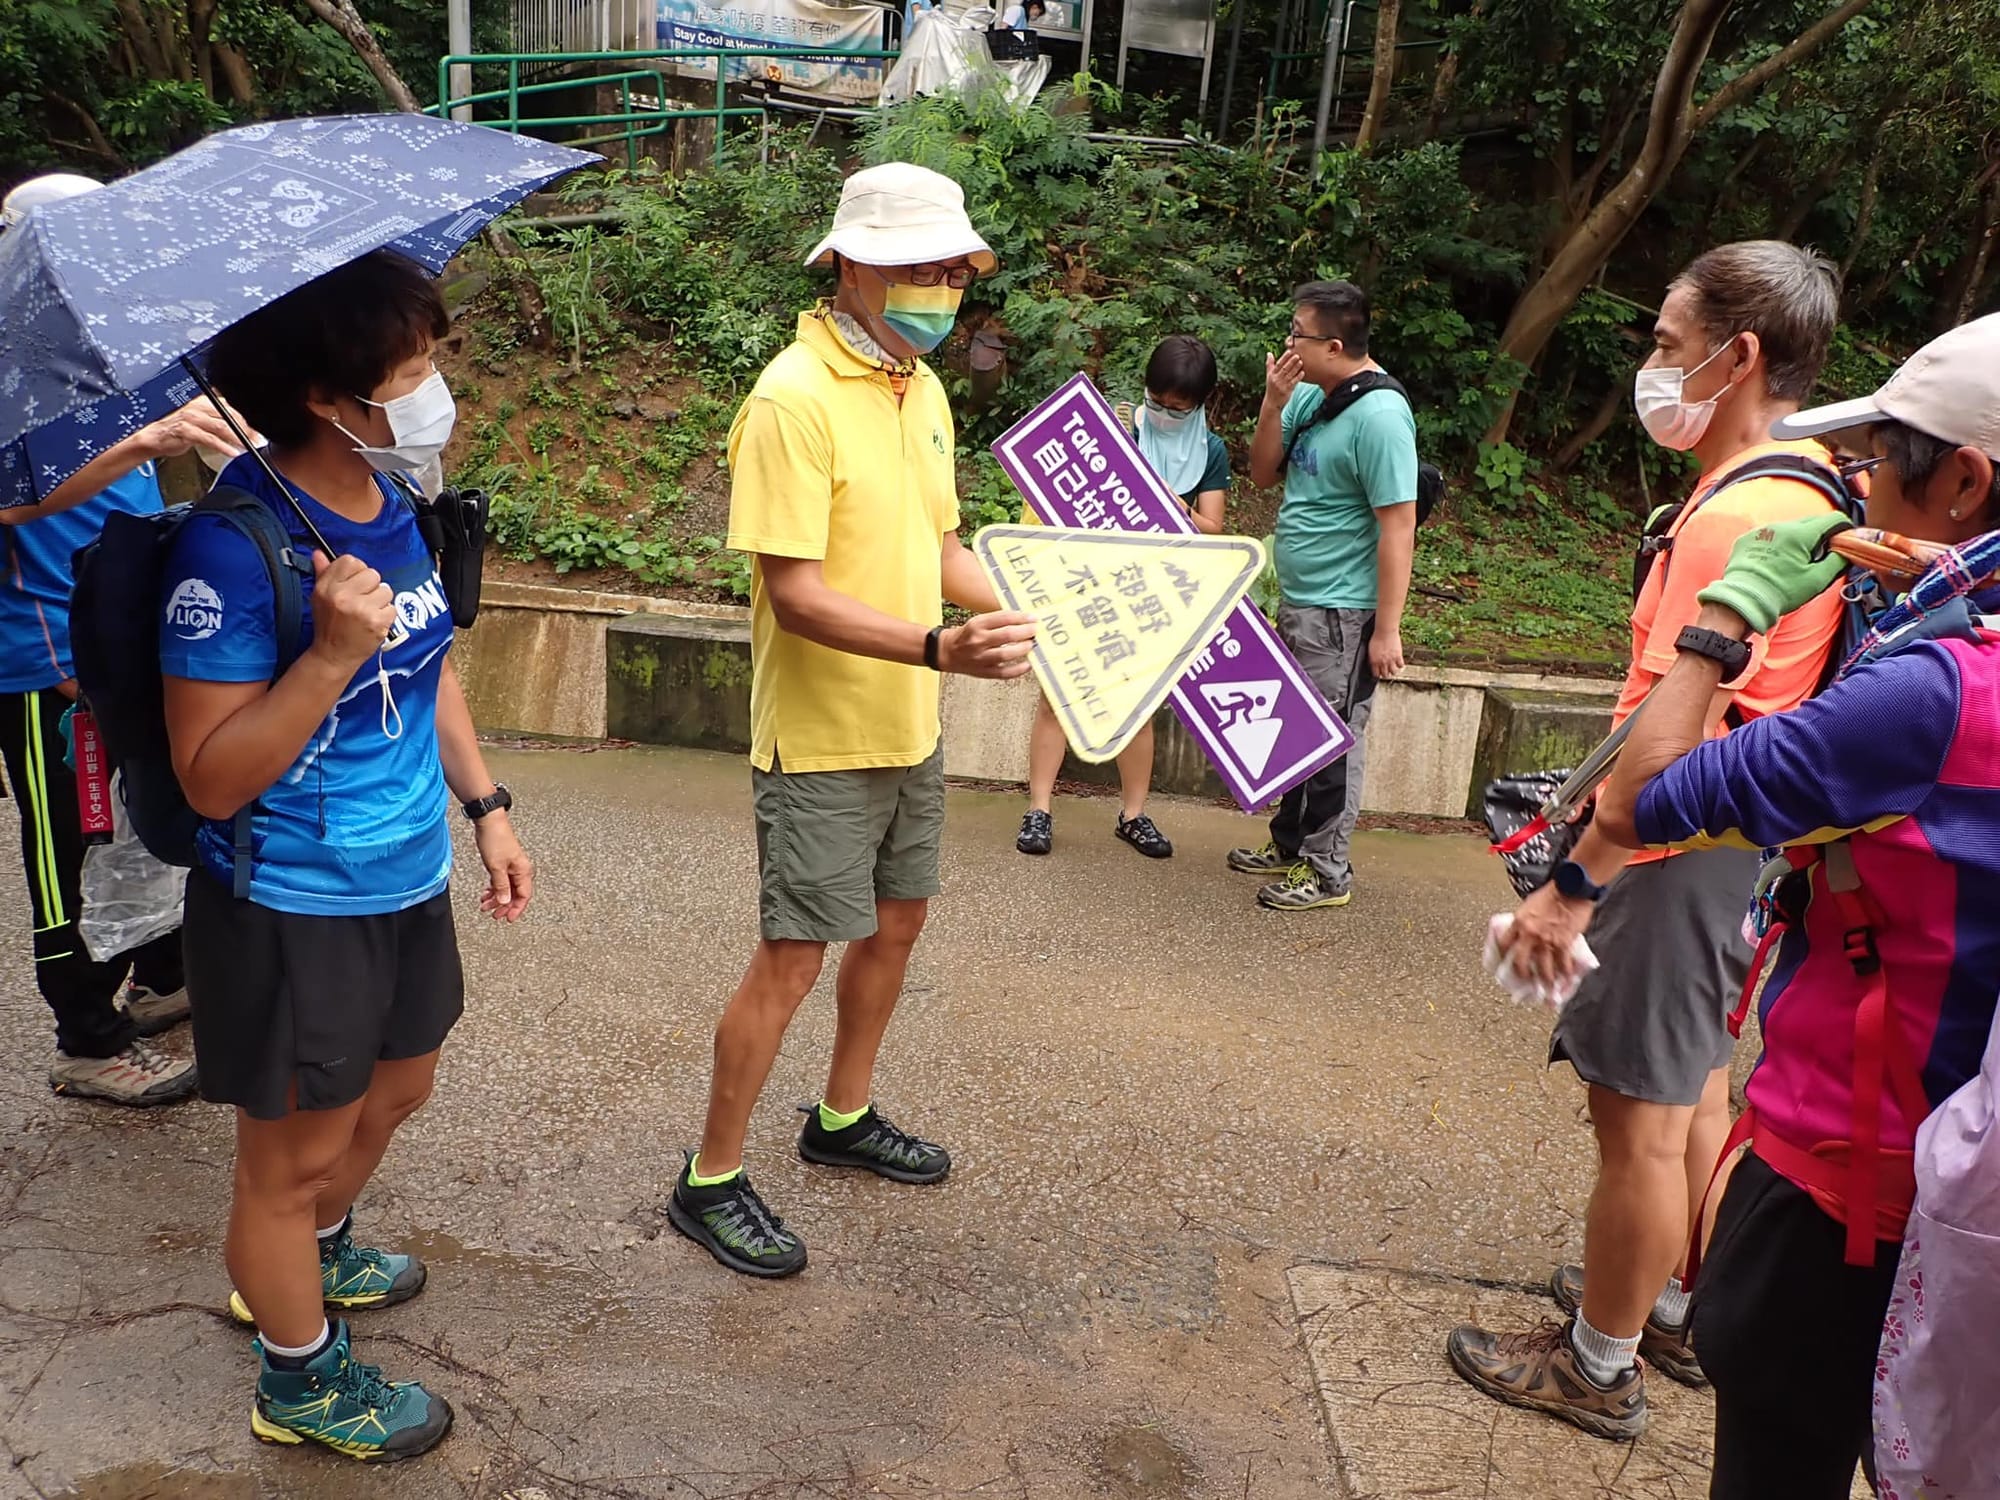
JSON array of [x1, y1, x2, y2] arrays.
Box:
[[179, 358, 336, 558]]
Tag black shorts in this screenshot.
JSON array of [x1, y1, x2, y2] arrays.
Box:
[[183, 871, 465, 1121]]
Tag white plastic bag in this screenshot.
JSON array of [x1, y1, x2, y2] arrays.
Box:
[[1483, 912, 1598, 1013], [78, 774, 185, 961]]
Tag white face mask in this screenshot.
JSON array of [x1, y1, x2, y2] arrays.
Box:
[[1632, 337, 1738, 452], [335, 370, 457, 476]]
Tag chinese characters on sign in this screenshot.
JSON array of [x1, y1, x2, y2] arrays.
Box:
[[992, 375, 1355, 810], [973, 526, 1265, 763]]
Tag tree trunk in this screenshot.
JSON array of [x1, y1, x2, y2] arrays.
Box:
[[1944, 177, 2000, 330], [1552, 377, 1630, 471], [113, 0, 176, 80], [1485, 0, 1876, 443], [1353, 0, 1403, 152], [188, 0, 219, 96], [299, 0, 422, 111], [214, 42, 259, 106], [1773, 146, 1853, 242], [1421, 0, 1479, 142], [44, 92, 126, 167], [1840, 141, 1886, 281]]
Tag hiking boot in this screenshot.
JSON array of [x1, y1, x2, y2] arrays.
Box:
[[252, 1320, 452, 1462], [120, 982, 190, 1037], [228, 1218, 427, 1327], [798, 1102, 951, 1185], [1226, 839, 1288, 873], [1257, 862, 1352, 910], [49, 1039, 197, 1106], [1549, 1263, 1707, 1388], [1445, 1318, 1647, 1442], [1115, 813, 1173, 859], [666, 1155, 807, 1279], [1016, 809, 1053, 856]]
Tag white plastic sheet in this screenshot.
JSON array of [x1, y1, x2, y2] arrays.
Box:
[[78, 774, 184, 962], [880, 8, 1050, 107]]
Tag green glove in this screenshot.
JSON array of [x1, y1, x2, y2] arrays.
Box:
[[1696, 514, 1853, 635]]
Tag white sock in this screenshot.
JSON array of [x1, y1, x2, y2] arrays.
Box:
[[260, 1321, 332, 1363], [1568, 1313, 1640, 1386], [1652, 1276, 1691, 1330], [316, 1214, 350, 1242]]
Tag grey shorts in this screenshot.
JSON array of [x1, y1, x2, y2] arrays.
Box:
[[1548, 846, 1761, 1107], [751, 746, 945, 943]]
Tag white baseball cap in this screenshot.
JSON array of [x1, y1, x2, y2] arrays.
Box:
[[1772, 312, 2000, 460], [1, 172, 101, 228], [806, 163, 995, 273]]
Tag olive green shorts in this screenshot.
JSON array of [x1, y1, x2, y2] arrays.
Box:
[[751, 746, 945, 942]]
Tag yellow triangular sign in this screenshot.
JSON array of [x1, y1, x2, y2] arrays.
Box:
[[973, 525, 1266, 763]]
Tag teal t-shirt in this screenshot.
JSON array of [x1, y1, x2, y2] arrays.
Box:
[[1274, 381, 1418, 609]]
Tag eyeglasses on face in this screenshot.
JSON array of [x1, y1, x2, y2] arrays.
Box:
[[1286, 324, 1339, 344], [906, 263, 977, 289], [1143, 394, 1201, 415]]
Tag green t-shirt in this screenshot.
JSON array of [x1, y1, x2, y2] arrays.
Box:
[[1274, 382, 1418, 610]]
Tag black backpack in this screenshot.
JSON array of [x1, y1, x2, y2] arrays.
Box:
[[1282, 370, 1445, 525], [1632, 450, 1874, 698], [69, 485, 310, 896]]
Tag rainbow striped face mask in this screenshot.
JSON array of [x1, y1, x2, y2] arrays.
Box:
[[881, 282, 963, 353]]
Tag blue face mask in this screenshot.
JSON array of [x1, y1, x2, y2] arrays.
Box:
[[880, 283, 963, 353], [1135, 397, 1209, 495]]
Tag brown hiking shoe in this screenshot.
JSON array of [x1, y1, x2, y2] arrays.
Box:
[[1445, 1318, 1647, 1442], [49, 1040, 197, 1107], [1549, 1263, 1708, 1388]]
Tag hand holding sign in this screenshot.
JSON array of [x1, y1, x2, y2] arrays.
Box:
[[940, 611, 1039, 679]]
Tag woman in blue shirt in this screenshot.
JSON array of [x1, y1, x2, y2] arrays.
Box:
[[1015, 334, 1230, 859], [161, 251, 532, 1463]]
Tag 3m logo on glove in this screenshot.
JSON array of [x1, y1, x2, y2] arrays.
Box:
[[165, 578, 222, 641]]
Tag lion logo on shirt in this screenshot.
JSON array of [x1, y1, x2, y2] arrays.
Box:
[[165, 578, 223, 641]]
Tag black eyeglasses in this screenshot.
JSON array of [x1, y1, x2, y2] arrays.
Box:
[[1286, 324, 1339, 344], [1838, 455, 1886, 480], [907, 264, 978, 289]]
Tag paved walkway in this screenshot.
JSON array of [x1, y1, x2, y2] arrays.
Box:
[[0, 746, 1777, 1499]]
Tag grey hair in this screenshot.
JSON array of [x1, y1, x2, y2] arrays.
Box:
[[1670, 240, 1840, 403]]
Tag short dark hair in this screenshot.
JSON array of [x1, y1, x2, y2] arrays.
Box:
[[1873, 418, 2000, 515], [1293, 280, 1369, 355], [1144, 334, 1218, 403], [1670, 241, 1839, 404], [207, 250, 449, 448]]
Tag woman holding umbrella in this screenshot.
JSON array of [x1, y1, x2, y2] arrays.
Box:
[[161, 249, 532, 1462]]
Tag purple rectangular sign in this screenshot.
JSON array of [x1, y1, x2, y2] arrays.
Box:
[[992, 374, 1354, 812]]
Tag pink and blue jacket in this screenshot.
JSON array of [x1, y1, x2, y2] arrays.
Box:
[[1636, 633, 2000, 1236]]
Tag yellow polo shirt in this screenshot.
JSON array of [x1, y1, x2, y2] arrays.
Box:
[[726, 308, 960, 773]]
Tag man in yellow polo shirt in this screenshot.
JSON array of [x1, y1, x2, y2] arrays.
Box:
[[667, 164, 1038, 1278]]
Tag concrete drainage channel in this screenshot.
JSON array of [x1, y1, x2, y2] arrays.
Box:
[[452, 582, 1621, 818]]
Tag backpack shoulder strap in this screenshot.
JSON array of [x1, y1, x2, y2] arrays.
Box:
[[1282, 371, 1408, 467], [197, 485, 311, 669], [193, 485, 313, 900], [1701, 451, 1859, 522]]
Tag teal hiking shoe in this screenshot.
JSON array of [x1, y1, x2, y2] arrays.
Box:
[[228, 1218, 426, 1326], [252, 1320, 452, 1461], [797, 1102, 951, 1184], [666, 1153, 808, 1279]]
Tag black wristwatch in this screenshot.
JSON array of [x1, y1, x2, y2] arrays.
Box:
[[1553, 859, 1609, 903], [462, 783, 513, 822], [1675, 624, 1753, 679], [923, 625, 944, 671]]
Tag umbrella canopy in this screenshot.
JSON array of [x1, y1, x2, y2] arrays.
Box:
[[0, 113, 596, 495]]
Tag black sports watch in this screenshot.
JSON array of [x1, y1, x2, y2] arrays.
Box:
[[923, 625, 944, 671], [1675, 624, 1753, 680], [1553, 859, 1609, 903], [462, 783, 513, 822]]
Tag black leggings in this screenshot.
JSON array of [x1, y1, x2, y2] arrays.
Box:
[[0, 688, 180, 1057]]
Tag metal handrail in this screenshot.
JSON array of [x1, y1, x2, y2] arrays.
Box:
[[433, 46, 902, 166]]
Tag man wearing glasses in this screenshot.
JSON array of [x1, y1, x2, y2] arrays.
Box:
[[1228, 280, 1418, 911], [667, 164, 1037, 1278]]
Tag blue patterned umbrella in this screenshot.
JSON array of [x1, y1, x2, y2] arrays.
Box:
[[0, 113, 596, 506]]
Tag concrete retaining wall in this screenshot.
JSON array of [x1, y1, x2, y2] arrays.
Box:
[[453, 582, 1620, 816]]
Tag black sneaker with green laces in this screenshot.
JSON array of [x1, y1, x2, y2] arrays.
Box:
[[797, 1103, 951, 1184], [665, 1153, 808, 1279]]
